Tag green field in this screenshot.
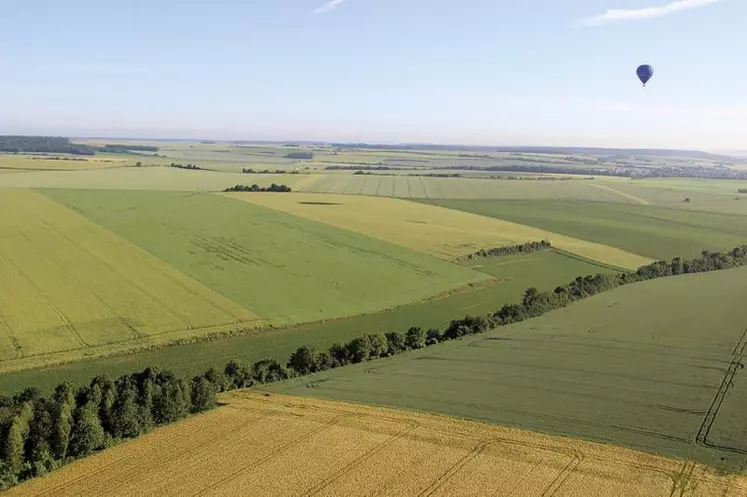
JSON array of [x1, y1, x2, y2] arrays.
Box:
[[42, 189, 489, 326], [0, 250, 610, 394], [267, 265, 747, 470], [421, 199, 747, 260]]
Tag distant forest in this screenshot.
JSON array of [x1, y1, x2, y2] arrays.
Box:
[[0, 137, 95, 156], [0, 136, 159, 156]]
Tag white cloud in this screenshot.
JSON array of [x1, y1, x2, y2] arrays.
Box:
[[577, 0, 725, 26], [313, 0, 348, 14]]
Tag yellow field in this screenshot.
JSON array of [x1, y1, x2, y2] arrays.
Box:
[[226, 192, 652, 269], [7, 392, 744, 497], [0, 155, 126, 171], [0, 189, 261, 372]]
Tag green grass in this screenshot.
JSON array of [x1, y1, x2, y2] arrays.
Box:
[[41, 189, 488, 326], [0, 250, 609, 395], [419, 199, 747, 260], [267, 266, 747, 471]]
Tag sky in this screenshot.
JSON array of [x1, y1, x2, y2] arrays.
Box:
[[0, 0, 744, 149]]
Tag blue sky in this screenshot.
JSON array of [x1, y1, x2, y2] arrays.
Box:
[[0, 0, 744, 149]]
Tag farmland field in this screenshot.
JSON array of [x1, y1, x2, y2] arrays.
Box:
[[6, 392, 745, 497], [42, 189, 489, 326], [269, 265, 747, 470], [228, 192, 651, 268], [0, 166, 313, 191], [0, 154, 127, 171], [422, 199, 747, 260], [295, 173, 629, 201], [0, 250, 610, 394], [0, 189, 260, 372]]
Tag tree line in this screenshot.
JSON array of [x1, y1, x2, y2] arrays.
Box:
[[223, 184, 292, 192], [325, 165, 416, 171], [0, 136, 95, 156], [2, 243, 746, 490], [462, 241, 552, 261], [242, 168, 300, 175], [285, 152, 314, 160], [101, 144, 159, 153], [0, 368, 220, 490], [169, 163, 203, 170]]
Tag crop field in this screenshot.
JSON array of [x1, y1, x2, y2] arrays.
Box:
[[42, 189, 488, 327], [293, 173, 633, 201], [7, 392, 745, 497], [0, 154, 126, 171], [0, 166, 313, 191], [270, 266, 747, 470], [228, 192, 651, 269], [422, 199, 747, 260], [0, 189, 260, 372], [0, 250, 610, 394]]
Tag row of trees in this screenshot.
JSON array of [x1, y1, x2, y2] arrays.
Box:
[[224, 184, 292, 193], [464, 241, 552, 260], [3, 243, 746, 491], [0, 369, 219, 489], [285, 152, 314, 160], [242, 168, 300, 175], [100, 144, 159, 153], [169, 163, 203, 170]]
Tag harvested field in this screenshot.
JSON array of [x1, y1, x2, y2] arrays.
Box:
[[6, 392, 745, 497], [227, 192, 652, 269], [0, 189, 260, 372]]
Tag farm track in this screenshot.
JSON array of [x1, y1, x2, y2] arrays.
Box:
[[696, 329, 747, 454], [7, 393, 746, 497]]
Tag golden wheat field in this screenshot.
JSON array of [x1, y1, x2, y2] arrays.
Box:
[[7, 392, 745, 497], [0, 189, 261, 373], [226, 192, 652, 269]]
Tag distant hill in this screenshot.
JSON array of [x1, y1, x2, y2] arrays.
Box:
[[330, 143, 735, 161]]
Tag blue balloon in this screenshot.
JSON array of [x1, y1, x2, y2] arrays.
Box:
[[637, 64, 654, 86]]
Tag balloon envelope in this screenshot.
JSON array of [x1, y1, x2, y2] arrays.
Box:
[[637, 65, 654, 85]]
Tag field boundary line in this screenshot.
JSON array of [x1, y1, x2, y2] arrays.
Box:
[[589, 183, 651, 205], [35, 198, 250, 326], [27, 205, 196, 329], [550, 247, 630, 272], [695, 329, 747, 449]]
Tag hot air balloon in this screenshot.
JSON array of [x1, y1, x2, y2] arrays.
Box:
[[637, 65, 654, 87]]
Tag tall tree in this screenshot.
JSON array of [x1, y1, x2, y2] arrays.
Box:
[[50, 383, 75, 460]]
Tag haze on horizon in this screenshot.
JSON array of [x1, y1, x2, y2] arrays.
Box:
[[0, 0, 744, 150]]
